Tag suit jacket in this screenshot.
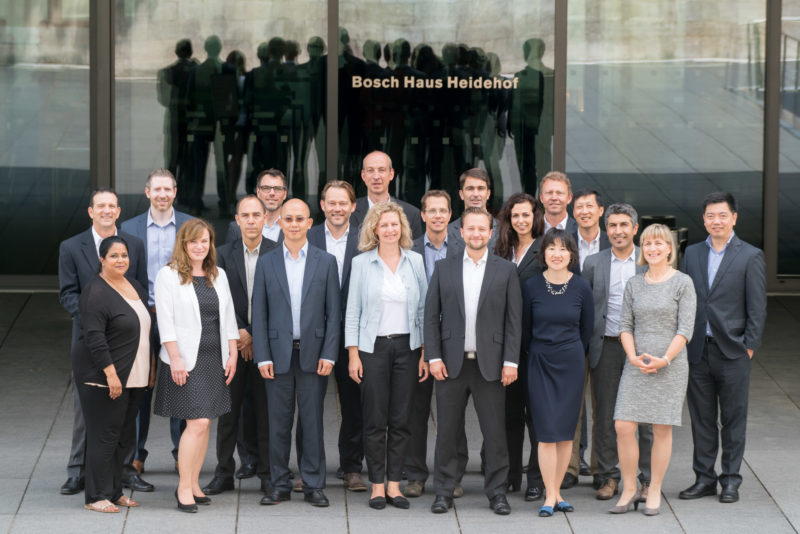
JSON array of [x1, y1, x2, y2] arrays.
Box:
[[120, 209, 193, 254], [226, 219, 284, 246], [344, 248, 427, 353], [154, 265, 240, 371], [424, 252, 522, 381], [682, 235, 767, 363], [411, 233, 464, 279], [581, 247, 648, 368], [216, 237, 278, 333], [351, 196, 423, 239], [572, 228, 611, 274], [307, 222, 360, 319], [515, 238, 544, 285], [59, 228, 148, 342], [252, 244, 341, 374]]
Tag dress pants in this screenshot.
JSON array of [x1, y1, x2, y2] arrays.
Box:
[[359, 335, 418, 483], [591, 338, 652, 483], [76, 383, 142, 504], [67, 321, 85, 478], [214, 356, 269, 480], [688, 338, 750, 487], [265, 348, 327, 493], [434, 359, 509, 499], [333, 344, 364, 474]]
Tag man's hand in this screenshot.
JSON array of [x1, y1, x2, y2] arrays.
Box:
[[430, 360, 448, 381], [747, 348, 754, 359], [237, 329, 253, 361], [259, 363, 275, 380], [317, 360, 333, 376], [501, 365, 518, 386]]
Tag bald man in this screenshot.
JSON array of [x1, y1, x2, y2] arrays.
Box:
[[253, 199, 341, 507]]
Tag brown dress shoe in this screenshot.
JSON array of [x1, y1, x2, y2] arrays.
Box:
[[343, 472, 367, 492], [639, 482, 649, 502], [453, 482, 464, 498], [132, 460, 144, 475], [293, 478, 304, 493], [404, 480, 424, 497], [596, 478, 619, 500]]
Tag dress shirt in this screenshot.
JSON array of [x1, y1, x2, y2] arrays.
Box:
[[324, 222, 349, 286], [91, 226, 118, 258], [705, 232, 735, 336], [423, 233, 448, 283], [605, 249, 637, 336], [544, 213, 568, 233], [577, 229, 601, 271], [283, 242, 307, 340], [512, 242, 532, 266], [262, 216, 281, 242], [376, 260, 410, 336], [243, 239, 261, 323], [145, 209, 177, 306]]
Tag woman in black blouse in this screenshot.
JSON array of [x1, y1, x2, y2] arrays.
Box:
[[71, 236, 152, 513]]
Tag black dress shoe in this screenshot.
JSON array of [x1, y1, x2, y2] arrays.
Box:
[[60, 476, 84, 495], [489, 494, 511, 515], [579, 459, 592, 477], [506, 480, 521, 492], [122, 474, 154, 492], [679, 481, 717, 500], [260, 489, 291, 505], [235, 463, 257, 479], [386, 495, 410, 509], [304, 489, 330, 507], [560, 473, 578, 489], [175, 490, 197, 513], [524, 486, 543, 502], [336, 467, 345, 479], [260, 478, 270, 494], [719, 485, 739, 503], [369, 496, 386, 510], [193, 494, 211, 505], [431, 495, 453, 514], [202, 476, 235, 495]]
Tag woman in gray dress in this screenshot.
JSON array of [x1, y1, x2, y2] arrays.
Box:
[[612, 224, 696, 516]]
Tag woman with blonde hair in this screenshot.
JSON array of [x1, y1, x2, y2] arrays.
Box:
[[153, 219, 239, 513], [345, 201, 428, 510], [611, 223, 696, 516]]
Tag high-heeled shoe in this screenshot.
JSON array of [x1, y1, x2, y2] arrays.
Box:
[[608, 491, 641, 514], [643, 506, 660, 516], [175, 489, 198, 513], [193, 494, 211, 505]]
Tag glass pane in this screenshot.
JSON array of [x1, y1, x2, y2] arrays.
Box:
[[114, 0, 327, 235], [338, 1, 555, 213], [0, 1, 90, 275], [567, 2, 764, 252], [779, 9, 800, 276]]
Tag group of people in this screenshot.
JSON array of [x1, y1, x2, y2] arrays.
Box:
[[60, 149, 767, 518]]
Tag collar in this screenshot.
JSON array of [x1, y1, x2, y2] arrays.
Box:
[[547, 212, 569, 230], [463, 248, 489, 267], [577, 228, 600, 247], [367, 194, 391, 209], [611, 248, 636, 263], [424, 232, 447, 249], [705, 232, 735, 253], [146, 208, 176, 227], [324, 221, 349, 241], [264, 215, 281, 229], [91, 226, 117, 247], [243, 239, 261, 255], [283, 241, 308, 260]]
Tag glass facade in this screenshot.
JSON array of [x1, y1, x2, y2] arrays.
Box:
[[779, 6, 800, 275]]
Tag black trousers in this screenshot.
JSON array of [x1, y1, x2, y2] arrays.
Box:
[[688, 338, 751, 487], [359, 335, 418, 483], [434, 359, 509, 499], [77, 383, 142, 504], [214, 356, 269, 480], [333, 345, 364, 473]]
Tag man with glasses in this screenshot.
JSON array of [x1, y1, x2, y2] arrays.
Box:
[[226, 169, 287, 244]]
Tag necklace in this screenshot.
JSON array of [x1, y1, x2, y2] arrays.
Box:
[[543, 273, 570, 295]]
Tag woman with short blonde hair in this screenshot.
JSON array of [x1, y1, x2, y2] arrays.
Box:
[[357, 201, 414, 252], [637, 224, 677, 267]]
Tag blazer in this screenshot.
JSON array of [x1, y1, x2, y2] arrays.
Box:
[[351, 196, 424, 239], [572, 229, 611, 274], [513, 237, 544, 285], [120, 209, 193, 255], [411, 233, 464, 278], [344, 248, 427, 353], [307, 222, 361, 318], [581, 246, 648, 368], [216, 237, 278, 333], [424, 252, 522, 381], [59, 228, 148, 342], [71, 275, 150, 386], [682, 235, 767, 363], [225, 220, 284, 245], [252, 244, 341, 374], [154, 265, 240, 371]]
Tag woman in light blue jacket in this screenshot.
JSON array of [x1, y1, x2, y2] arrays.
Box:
[[345, 201, 428, 510]]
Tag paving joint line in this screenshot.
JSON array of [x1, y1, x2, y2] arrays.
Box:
[[0, 294, 30, 353], [743, 456, 799, 533]]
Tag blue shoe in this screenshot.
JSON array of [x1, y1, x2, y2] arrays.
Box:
[[538, 505, 553, 517], [555, 500, 574, 512]]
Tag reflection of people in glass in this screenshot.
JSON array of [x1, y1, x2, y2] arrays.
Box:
[[157, 39, 197, 207], [361, 40, 389, 154], [338, 28, 366, 189], [482, 53, 508, 202], [222, 50, 248, 214], [509, 38, 546, 194], [298, 37, 327, 198]]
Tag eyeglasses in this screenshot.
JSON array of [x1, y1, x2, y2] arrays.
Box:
[[258, 185, 286, 193], [424, 208, 450, 215]]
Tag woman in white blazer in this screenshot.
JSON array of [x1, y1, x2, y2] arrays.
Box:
[[345, 202, 428, 510], [153, 219, 239, 513]]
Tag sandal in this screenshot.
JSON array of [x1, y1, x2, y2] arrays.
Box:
[[114, 495, 139, 507], [84, 499, 119, 513]]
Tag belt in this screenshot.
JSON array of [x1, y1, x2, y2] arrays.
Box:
[[705, 336, 716, 345], [292, 340, 300, 350], [603, 336, 620, 342], [149, 306, 157, 314], [465, 351, 476, 360], [376, 333, 409, 340]]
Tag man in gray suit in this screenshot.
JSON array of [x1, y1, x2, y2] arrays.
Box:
[[425, 207, 521, 515], [253, 199, 341, 507], [679, 192, 766, 504], [581, 203, 653, 501]]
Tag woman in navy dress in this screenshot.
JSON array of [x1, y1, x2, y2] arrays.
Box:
[[522, 228, 593, 517]]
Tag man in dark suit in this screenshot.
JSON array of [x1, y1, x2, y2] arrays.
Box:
[[539, 171, 578, 234], [425, 207, 522, 515], [404, 190, 466, 499], [351, 150, 423, 239], [307, 180, 366, 492], [253, 199, 340, 507], [121, 169, 193, 483], [679, 192, 767, 504], [226, 169, 287, 244], [580, 203, 653, 501], [446, 168, 498, 247], [202, 195, 277, 495], [58, 188, 148, 495]]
